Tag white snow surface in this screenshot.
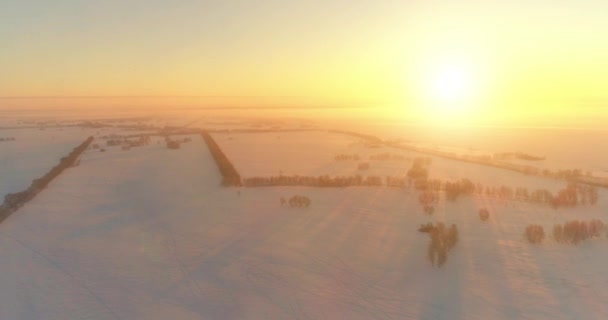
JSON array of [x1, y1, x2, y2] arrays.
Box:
[[215, 131, 565, 192], [0, 127, 96, 198], [1, 131, 608, 319]]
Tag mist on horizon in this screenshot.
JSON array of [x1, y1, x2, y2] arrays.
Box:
[[2, 0, 608, 128]]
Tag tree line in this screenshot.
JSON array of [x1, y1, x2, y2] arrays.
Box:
[[0, 136, 94, 223], [201, 131, 242, 186], [334, 154, 360, 161], [553, 220, 606, 244], [280, 195, 312, 207], [327, 129, 382, 144], [369, 153, 408, 161], [525, 219, 607, 245], [244, 175, 384, 187], [334, 152, 409, 161], [414, 177, 598, 209]]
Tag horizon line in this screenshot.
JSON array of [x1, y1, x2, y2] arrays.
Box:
[[0, 95, 359, 99]]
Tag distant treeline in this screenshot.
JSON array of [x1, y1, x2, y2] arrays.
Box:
[[553, 219, 606, 245], [369, 153, 408, 161], [334, 154, 360, 161], [334, 152, 409, 161], [386, 140, 608, 189], [415, 177, 599, 209], [201, 131, 242, 186], [208, 129, 317, 134], [494, 152, 545, 161], [0, 136, 94, 224], [244, 175, 385, 187], [327, 129, 382, 144]]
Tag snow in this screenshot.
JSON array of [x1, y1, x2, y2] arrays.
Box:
[[215, 131, 566, 192], [1, 129, 608, 319], [0, 127, 97, 198]]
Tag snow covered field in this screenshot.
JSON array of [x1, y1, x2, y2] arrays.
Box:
[[215, 131, 565, 192], [1, 128, 608, 319], [0, 127, 97, 198]]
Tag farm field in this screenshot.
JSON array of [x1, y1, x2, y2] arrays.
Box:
[[1, 128, 607, 319], [0, 127, 97, 198], [214, 131, 567, 192]]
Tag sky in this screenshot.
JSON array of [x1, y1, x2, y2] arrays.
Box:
[[1, 0, 608, 126]]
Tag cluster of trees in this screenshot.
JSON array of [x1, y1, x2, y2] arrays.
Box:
[[413, 178, 442, 191], [281, 195, 311, 207], [357, 162, 370, 170], [525, 225, 545, 244], [553, 220, 606, 245], [541, 168, 586, 180], [413, 176, 598, 209], [369, 153, 407, 161], [334, 154, 360, 161], [407, 157, 431, 180], [0, 136, 94, 223], [0, 137, 16, 142], [165, 136, 191, 150], [494, 152, 545, 161], [105, 135, 151, 149], [385, 176, 408, 187], [485, 183, 599, 208], [328, 130, 382, 144], [201, 131, 242, 186], [418, 191, 438, 215], [244, 175, 383, 187], [100, 133, 140, 139], [479, 208, 490, 222], [106, 139, 123, 146], [166, 140, 181, 149], [444, 179, 476, 201], [418, 222, 459, 267]]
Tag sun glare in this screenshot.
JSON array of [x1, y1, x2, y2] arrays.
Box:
[[414, 56, 483, 123], [430, 64, 473, 103]]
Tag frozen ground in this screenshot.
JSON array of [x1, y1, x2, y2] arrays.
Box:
[[0, 127, 97, 198], [215, 131, 565, 192], [1, 130, 608, 319]]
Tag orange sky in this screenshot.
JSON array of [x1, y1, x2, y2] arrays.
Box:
[[2, 0, 607, 127]]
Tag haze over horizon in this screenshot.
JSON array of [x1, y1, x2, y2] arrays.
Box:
[[2, 0, 608, 126]]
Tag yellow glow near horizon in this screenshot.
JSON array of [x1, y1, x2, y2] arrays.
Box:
[[403, 52, 487, 125], [3, 1, 608, 127], [427, 60, 475, 108]]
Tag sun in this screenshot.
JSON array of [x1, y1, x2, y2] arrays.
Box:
[[431, 66, 473, 102], [400, 52, 487, 123], [426, 61, 475, 109]]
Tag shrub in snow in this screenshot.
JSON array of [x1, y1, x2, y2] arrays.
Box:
[[525, 225, 545, 244], [418, 222, 434, 233], [288, 195, 311, 208], [166, 140, 180, 149], [478, 208, 490, 222]]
